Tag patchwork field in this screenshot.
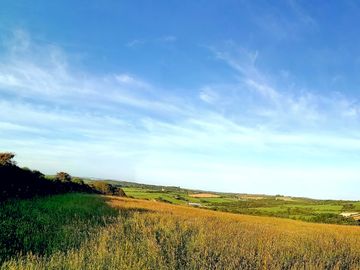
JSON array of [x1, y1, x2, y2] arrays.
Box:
[[121, 186, 360, 225], [188, 193, 221, 198], [2, 193, 360, 269]]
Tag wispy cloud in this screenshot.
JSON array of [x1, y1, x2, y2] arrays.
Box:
[[0, 34, 184, 116], [157, 35, 177, 42], [126, 39, 145, 48], [207, 43, 360, 131], [2, 30, 360, 199], [287, 0, 316, 26], [248, 0, 317, 40], [199, 87, 219, 104], [125, 35, 177, 48]]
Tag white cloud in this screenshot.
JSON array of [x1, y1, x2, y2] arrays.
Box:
[[2, 31, 360, 198], [114, 73, 151, 89], [209, 44, 360, 131], [250, 1, 317, 41], [199, 87, 219, 104], [158, 35, 177, 42], [287, 0, 316, 26], [126, 35, 177, 48], [125, 39, 144, 47], [244, 78, 280, 102], [0, 36, 183, 115]]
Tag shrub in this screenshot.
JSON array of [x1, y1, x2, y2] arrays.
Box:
[[0, 152, 96, 201], [90, 181, 126, 196], [55, 172, 72, 182], [72, 178, 85, 185]]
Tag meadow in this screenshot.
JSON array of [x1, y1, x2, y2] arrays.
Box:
[[122, 186, 359, 225], [2, 193, 360, 269]]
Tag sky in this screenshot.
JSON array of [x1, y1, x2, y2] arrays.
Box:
[[1, 1, 360, 199]]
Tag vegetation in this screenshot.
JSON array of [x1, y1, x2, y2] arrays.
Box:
[[54, 172, 72, 182], [0, 194, 117, 263], [2, 194, 360, 269], [90, 181, 126, 197], [0, 153, 16, 166], [122, 187, 359, 225], [0, 152, 126, 201]]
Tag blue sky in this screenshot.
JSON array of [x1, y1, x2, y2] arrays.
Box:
[[2, 1, 360, 199]]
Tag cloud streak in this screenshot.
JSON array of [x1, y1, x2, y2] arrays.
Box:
[[2, 31, 360, 199], [209, 43, 360, 130]]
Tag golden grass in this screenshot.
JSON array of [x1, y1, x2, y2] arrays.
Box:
[[188, 193, 220, 198], [3, 195, 360, 269]]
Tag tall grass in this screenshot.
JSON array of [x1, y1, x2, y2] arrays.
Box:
[[0, 194, 117, 263], [2, 195, 360, 269]]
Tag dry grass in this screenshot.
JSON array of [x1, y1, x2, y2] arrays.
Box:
[[3, 195, 360, 269], [188, 193, 220, 198]]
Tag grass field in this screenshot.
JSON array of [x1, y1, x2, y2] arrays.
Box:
[[2, 193, 360, 269], [0, 194, 118, 263], [122, 186, 360, 225]]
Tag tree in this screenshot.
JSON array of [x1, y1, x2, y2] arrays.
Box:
[[32, 170, 45, 179], [91, 181, 113, 194], [72, 177, 85, 185], [90, 181, 126, 196], [0, 152, 16, 166], [113, 187, 127, 197], [55, 172, 72, 182]]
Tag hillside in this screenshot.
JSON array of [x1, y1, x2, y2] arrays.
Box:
[[2, 193, 360, 269], [81, 178, 360, 225]]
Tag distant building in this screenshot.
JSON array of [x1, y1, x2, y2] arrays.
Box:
[[188, 202, 202, 207], [340, 212, 360, 220], [340, 212, 359, 217]]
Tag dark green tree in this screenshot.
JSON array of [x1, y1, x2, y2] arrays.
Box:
[[55, 172, 72, 182]]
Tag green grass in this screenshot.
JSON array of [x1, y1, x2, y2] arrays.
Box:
[[0, 193, 118, 263], [123, 187, 358, 225]]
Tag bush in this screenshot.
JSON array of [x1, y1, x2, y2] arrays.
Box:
[[72, 178, 85, 185], [0, 153, 95, 201], [55, 172, 72, 182], [90, 181, 126, 197], [309, 213, 358, 225]]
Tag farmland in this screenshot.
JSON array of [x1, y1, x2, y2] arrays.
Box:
[[120, 185, 360, 225], [2, 193, 360, 269]]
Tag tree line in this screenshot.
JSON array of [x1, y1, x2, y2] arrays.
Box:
[[0, 152, 126, 201]]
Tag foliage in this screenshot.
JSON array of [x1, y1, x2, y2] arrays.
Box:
[[91, 181, 126, 196], [54, 172, 72, 182], [0, 152, 126, 201], [0, 153, 15, 166], [308, 213, 358, 225], [71, 177, 85, 185], [342, 203, 356, 211]]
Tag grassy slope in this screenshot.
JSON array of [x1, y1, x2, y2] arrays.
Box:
[[2, 194, 360, 269]]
